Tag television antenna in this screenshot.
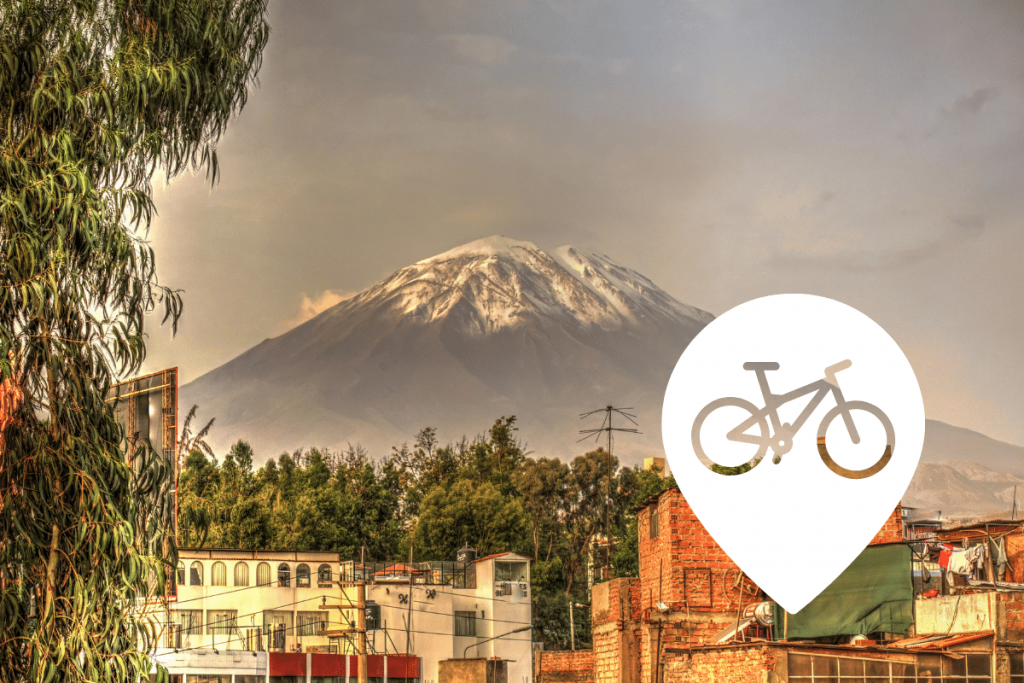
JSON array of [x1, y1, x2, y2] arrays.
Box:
[[579, 406, 641, 577]]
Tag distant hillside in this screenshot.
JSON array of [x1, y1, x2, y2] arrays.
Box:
[[921, 419, 1024, 476], [904, 458, 1024, 517]]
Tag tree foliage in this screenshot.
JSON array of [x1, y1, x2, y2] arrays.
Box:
[[0, 2, 269, 681], [178, 415, 678, 651]]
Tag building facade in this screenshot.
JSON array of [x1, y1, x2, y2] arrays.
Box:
[[154, 549, 532, 683]]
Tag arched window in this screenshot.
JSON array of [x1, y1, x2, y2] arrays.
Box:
[[257, 562, 271, 586], [296, 563, 310, 588], [190, 561, 203, 586], [277, 563, 291, 587], [177, 562, 185, 587], [211, 562, 227, 586], [234, 562, 249, 587], [317, 564, 333, 586]]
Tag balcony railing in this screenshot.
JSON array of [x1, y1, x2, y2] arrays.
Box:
[[338, 561, 475, 588]]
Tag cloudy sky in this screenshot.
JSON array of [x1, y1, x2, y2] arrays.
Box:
[[143, 0, 1024, 447]]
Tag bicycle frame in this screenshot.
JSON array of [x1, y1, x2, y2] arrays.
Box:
[[730, 369, 860, 452]]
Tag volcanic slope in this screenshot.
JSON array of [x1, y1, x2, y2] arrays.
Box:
[[181, 236, 715, 461]]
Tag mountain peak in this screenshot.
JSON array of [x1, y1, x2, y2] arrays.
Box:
[[416, 235, 540, 264]]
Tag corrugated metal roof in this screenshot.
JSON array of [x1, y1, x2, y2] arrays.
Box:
[[889, 631, 994, 650]]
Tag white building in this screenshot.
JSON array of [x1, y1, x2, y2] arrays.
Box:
[[151, 549, 533, 683]]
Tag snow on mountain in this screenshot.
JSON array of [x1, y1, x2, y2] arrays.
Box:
[[181, 236, 713, 462]]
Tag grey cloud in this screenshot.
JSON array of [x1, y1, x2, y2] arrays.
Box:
[[443, 34, 517, 65], [943, 88, 996, 120], [769, 217, 987, 273]]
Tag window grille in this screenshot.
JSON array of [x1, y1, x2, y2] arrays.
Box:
[[207, 610, 238, 635], [257, 562, 271, 586], [178, 610, 203, 637], [318, 564, 333, 586], [297, 611, 325, 636], [297, 563, 311, 588]]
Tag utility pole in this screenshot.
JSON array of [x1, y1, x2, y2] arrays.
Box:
[[580, 406, 640, 578], [320, 558, 368, 683], [569, 602, 575, 651], [357, 581, 367, 683]]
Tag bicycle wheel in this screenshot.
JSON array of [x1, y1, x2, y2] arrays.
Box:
[[816, 401, 894, 480], [691, 397, 770, 474]]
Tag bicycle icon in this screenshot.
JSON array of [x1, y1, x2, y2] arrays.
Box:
[[691, 360, 895, 479]]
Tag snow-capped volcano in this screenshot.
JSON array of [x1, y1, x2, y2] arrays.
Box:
[[181, 237, 714, 461]]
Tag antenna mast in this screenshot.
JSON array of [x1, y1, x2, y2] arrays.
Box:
[[579, 405, 640, 579]]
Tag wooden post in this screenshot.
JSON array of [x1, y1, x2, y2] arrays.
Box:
[[358, 581, 367, 683]]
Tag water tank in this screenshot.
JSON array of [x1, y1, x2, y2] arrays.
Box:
[[457, 545, 477, 563], [742, 601, 774, 627]]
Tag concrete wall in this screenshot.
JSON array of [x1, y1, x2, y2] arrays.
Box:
[[152, 648, 269, 680], [915, 593, 995, 635], [439, 659, 508, 683]]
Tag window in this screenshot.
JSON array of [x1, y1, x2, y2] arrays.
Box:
[[297, 611, 325, 636], [1009, 652, 1023, 683], [788, 652, 991, 682], [318, 564, 333, 586], [650, 507, 659, 539], [207, 610, 237, 635], [365, 604, 381, 631], [178, 609, 203, 637], [189, 676, 231, 683], [234, 562, 250, 587], [264, 610, 293, 636], [278, 563, 291, 587], [297, 563, 311, 588], [257, 562, 271, 586], [454, 611, 476, 637], [190, 561, 203, 586], [211, 562, 227, 586], [495, 561, 528, 582], [176, 562, 185, 587]]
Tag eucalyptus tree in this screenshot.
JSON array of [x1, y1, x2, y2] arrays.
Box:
[[0, 2, 269, 682]]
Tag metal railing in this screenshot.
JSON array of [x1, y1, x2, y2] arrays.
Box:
[[338, 560, 475, 588]]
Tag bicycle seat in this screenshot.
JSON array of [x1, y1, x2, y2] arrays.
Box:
[[825, 359, 852, 376], [743, 362, 780, 371]]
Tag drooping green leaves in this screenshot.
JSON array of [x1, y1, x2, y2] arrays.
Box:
[[0, 1, 269, 682]]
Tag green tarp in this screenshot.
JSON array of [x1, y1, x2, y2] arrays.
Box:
[[773, 543, 913, 639]]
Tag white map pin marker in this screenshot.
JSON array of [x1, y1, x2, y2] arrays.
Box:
[[662, 294, 924, 614]]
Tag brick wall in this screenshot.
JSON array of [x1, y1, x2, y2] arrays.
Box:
[[592, 579, 641, 683], [660, 645, 779, 683], [535, 651, 595, 683], [1006, 533, 1024, 583], [869, 503, 904, 545], [637, 489, 754, 612], [998, 592, 1024, 642]]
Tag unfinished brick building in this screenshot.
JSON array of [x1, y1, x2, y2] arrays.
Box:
[[533, 487, 1024, 683], [585, 488, 905, 683]]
